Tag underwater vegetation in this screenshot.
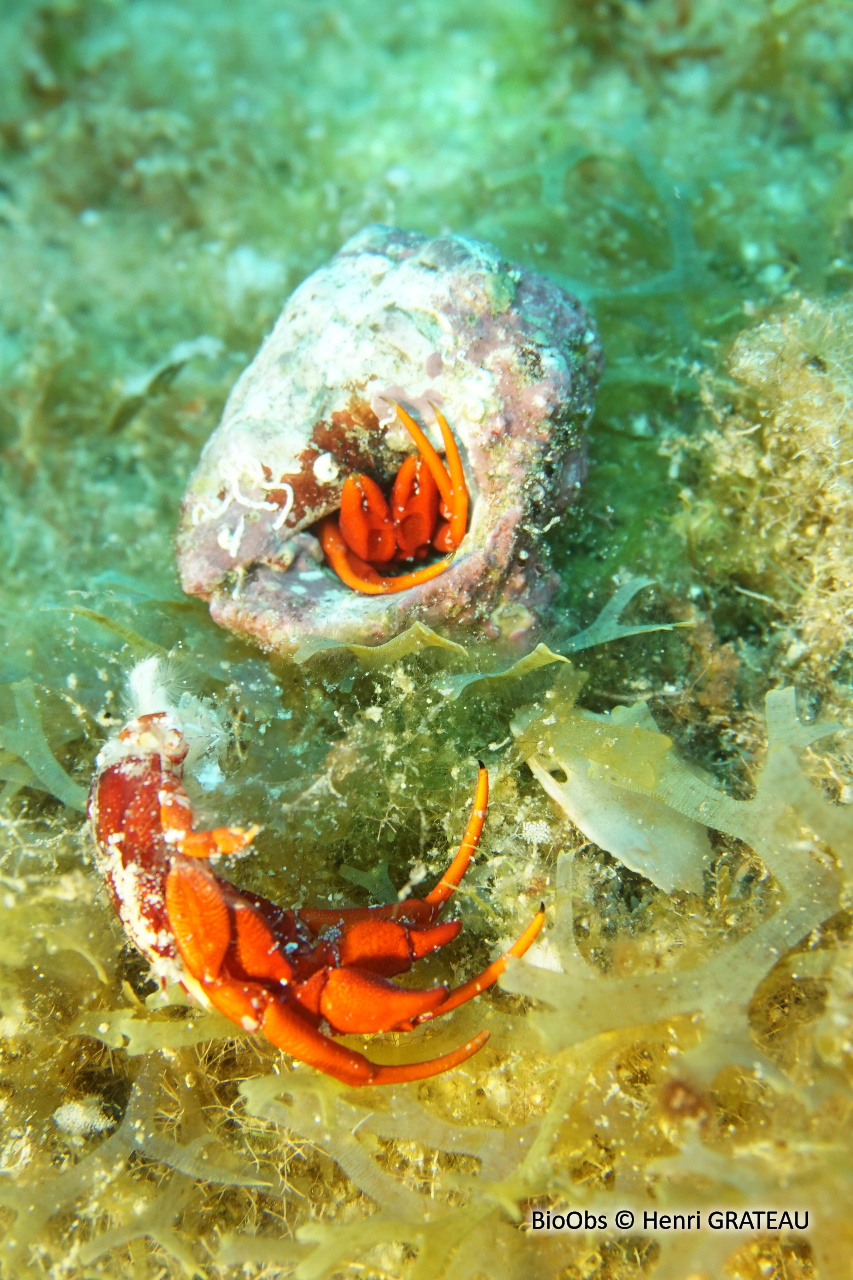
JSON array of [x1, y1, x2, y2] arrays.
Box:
[[669, 297, 853, 683], [2, 0, 853, 1277]]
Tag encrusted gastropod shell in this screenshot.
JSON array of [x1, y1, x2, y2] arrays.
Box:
[[177, 225, 602, 651]]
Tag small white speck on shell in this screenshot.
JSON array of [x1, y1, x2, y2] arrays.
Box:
[[312, 452, 340, 484]]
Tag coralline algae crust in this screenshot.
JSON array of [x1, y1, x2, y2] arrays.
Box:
[[177, 225, 602, 651]]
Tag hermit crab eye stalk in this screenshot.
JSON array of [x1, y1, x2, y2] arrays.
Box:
[[118, 713, 189, 764], [318, 401, 469, 595]]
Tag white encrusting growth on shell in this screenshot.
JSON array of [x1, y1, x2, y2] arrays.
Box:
[[217, 514, 246, 559], [189, 453, 295, 528]]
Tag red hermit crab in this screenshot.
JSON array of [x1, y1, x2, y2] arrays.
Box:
[[89, 660, 544, 1085], [317, 402, 469, 595], [177, 226, 603, 653]]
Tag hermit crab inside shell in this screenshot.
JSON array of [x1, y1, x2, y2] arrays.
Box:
[[177, 225, 603, 651]]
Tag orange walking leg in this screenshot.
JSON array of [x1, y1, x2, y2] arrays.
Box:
[[391, 403, 454, 510], [319, 517, 452, 595], [424, 763, 489, 907], [260, 995, 490, 1086], [413, 906, 546, 1025], [430, 403, 468, 551], [365, 1030, 489, 1085], [159, 778, 260, 858]]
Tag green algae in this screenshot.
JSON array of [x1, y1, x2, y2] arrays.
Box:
[[2, 0, 853, 1277]]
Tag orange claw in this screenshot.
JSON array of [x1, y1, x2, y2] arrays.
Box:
[[341, 917, 463, 973], [339, 474, 396, 563], [319, 967, 448, 1033], [334, 916, 461, 976], [233, 902, 293, 984], [318, 400, 468, 594], [319, 516, 452, 595], [165, 862, 231, 984], [391, 455, 439, 559]]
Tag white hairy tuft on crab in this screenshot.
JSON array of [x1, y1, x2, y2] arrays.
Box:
[[96, 657, 227, 774], [127, 655, 176, 717]]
